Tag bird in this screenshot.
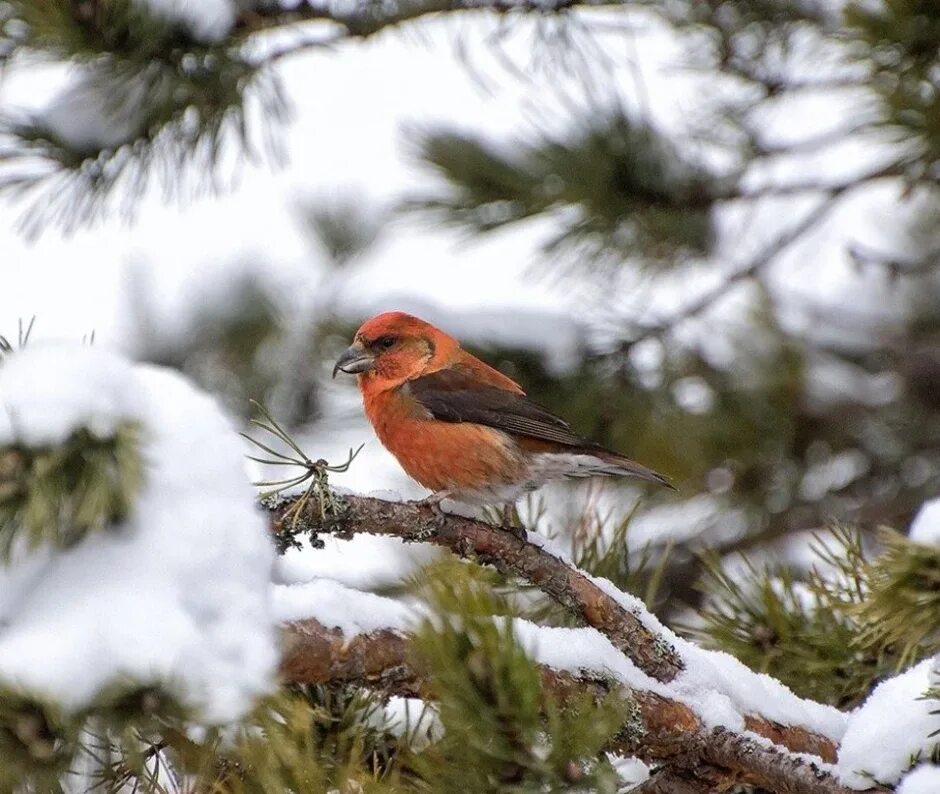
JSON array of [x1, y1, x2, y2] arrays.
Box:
[[333, 311, 673, 528]]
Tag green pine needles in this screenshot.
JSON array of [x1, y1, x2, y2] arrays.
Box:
[[212, 685, 406, 794], [0, 689, 78, 793], [411, 112, 716, 273], [173, 561, 631, 794], [692, 526, 940, 708], [1, 0, 288, 235], [845, 0, 940, 179], [0, 423, 145, 561], [410, 561, 627, 793], [855, 530, 940, 669]]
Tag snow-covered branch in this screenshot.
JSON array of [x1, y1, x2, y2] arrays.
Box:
[[279, 618, 882, 794], [269, 491, 684, 682], [268, 491, 889, 794]]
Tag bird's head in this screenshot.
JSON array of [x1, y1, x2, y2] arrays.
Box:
[[332, 311, 458, 388]]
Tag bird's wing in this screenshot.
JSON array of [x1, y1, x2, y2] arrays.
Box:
[[407, 364, 675, 489], [406, 365, 592, 448]]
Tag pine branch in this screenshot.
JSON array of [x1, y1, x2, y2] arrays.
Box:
[[267, 491, 685, 683], [623, 158, 910, 345], [278, 619, 884, 794], [235, 0, 609, 45], [269, 493, 840, 759], [0, 423, 145, 560]]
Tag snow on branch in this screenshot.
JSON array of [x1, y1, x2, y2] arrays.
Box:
[[0, 345, 278, 725], [278, 616, 880, 794], [269, 491, 685, 682], [267, 490, 883, 794]]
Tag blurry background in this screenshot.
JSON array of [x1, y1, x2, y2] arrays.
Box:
[[2, 0, 939, 617]]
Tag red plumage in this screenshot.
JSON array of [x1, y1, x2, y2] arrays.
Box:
[[333, 311, 672, 506]]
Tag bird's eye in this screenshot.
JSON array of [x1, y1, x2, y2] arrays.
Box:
[[375, 335, 397, 350]]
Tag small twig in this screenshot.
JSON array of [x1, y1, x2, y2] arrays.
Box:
[[848, 241, 940, 279], [620, 160, 908, 346], [0, 316, 36, 356], [242, 399, 362, 538]]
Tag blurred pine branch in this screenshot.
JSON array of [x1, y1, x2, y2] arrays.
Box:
[[409, 113, 716, 271], [0, 423, 144, 561]]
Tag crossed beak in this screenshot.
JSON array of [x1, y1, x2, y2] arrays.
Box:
[[332, 344, 376, 378]]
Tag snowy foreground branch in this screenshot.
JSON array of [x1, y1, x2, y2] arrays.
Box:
[[270, 493, 887, 794], [280, 617, 870, 794]]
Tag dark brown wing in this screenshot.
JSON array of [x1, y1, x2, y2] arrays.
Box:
[[406, 366, 597, 449], [407, 365, 675, 489]]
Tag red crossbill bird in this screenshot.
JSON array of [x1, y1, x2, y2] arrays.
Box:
[[333, 311, 672, 521]]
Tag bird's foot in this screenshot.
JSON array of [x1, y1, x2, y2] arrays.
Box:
[[413, 490, 451, 510], [408, 491, 451, 541], [500, 503, 527, 542]]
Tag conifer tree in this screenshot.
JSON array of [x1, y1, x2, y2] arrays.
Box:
[[2, 1, 940, 792]]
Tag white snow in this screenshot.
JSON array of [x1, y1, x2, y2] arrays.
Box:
[[420, 528, 848, 744], [838, 657, 940, 789], [0, 344, 278, 723], [134, 0, 236, 42], [609, 756, 650, 789], [910, 498, 940, 546], [36, 70, 147, 154], [672, 639, 845, 735], [272, 578, 417, 636], [526, 532, 846, 738], [898, 765, 940, 794], [456, 515, 848, 744], [512, 620, 658, 693], [0, 343, 141, 445], [585, 573, 848, 740], [381, 697, 443, 751], [273, 534, 441, 591]]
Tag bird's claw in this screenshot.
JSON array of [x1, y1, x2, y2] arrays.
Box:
[[408, 492, 450, 541], [413, 491, 450, 510], [500, 504, 527, 542]]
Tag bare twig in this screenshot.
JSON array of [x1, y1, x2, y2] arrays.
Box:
[[621, 160, 908, 346], [849, 241, 940, 279]]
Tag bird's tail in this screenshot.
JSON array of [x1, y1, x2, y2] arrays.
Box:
[[579, 449, 676, 490]]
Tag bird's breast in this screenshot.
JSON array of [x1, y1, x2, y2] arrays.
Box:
[[362, 387, 527, 498]]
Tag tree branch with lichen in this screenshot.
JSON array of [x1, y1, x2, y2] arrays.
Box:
[[250, 408, 876, 794], [269, 490, 684, 682]]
